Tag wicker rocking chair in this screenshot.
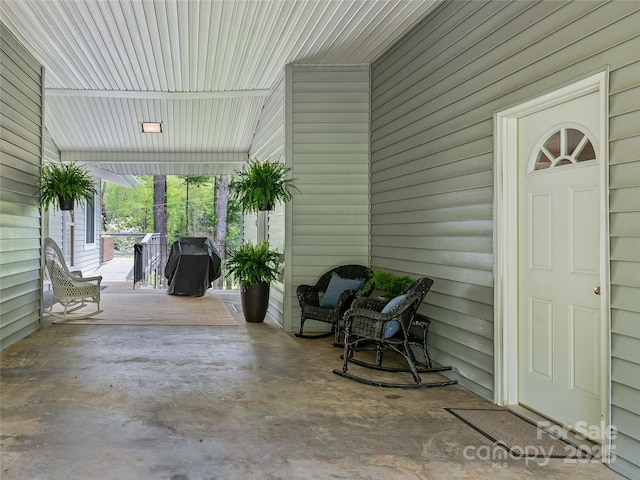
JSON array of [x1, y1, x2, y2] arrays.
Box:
[[295, 265, 371, 343], [43, 238, 103, 320], [333, 277, 457, 389]]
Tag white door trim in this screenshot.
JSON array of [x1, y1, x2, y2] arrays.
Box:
[[493, 71, 611, 459]]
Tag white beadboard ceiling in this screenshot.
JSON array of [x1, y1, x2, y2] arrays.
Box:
[[1, 0, 438, 176]]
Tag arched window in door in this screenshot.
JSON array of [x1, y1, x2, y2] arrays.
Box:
[[533, 127, 596, 170]]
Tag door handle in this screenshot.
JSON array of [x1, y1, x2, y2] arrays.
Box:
[[594, 286, 601, 295]]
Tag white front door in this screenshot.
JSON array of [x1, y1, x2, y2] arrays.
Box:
[[517, 91, 602, 440]]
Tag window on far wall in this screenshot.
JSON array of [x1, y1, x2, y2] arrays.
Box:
[[86, 196, 95, 244]]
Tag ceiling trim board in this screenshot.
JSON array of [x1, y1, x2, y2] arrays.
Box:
[[45, 89, 273, 99], [62, 151, 249, 163], [84, 164, 140, 188]]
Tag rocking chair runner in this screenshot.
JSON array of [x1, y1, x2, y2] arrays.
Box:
[[295, 265, 372, 343], [333, 277, 458, 389], [43, 238, 103, 319]]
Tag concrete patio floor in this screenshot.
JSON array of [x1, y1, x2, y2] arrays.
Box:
[[1, 265, 624, 479]]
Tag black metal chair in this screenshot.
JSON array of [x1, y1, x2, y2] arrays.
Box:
[[295, 265, 372, 344], [333, 277, 458, 389]]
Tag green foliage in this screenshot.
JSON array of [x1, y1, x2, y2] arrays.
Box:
[[177, 175, 215, 240], [224, 196, 244, 252], [103, 218, 140, 252], [103, 176, 154, 231], [223, 242, 281, 288], [39, 161, 97, 210], [179, 175, 210, 188], [229, 157, 299, 213], [103, 175, 243, 251], [359, 270, 414, 298]]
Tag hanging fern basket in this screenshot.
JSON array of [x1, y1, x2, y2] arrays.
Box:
[[58, 196, 74, 211], [229, 157, 299, 214], [39, 161, 96, 211]]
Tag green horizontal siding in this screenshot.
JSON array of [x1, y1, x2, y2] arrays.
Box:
[[249, 75, 286, 325], [0, 21, 42, 351], [372, 7, 640, 476], [285, 64, 370, 333]]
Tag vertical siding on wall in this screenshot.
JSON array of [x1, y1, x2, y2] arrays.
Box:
[[285, 64, 370, 332], [249, 75, 286, 324], [371, 10, 640, 470], [0, 22, 42, 350]]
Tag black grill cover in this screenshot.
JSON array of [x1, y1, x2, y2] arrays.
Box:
[[165, 237, 222, 296]]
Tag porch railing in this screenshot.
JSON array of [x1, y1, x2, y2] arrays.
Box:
[[133, 233, 163, 289], [103, 233, 230, 289]]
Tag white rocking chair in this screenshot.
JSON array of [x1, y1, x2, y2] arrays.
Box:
[[43, 237, 103, 319]]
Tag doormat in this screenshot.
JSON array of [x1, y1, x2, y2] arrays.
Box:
[[445, 408, 593, 459], [52, 292, 237, 326]]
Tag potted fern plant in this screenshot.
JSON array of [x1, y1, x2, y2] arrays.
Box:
[[224, 242, 281, 323], [229, 157, 299, 213], [227, 157, 298, 322], [39, 161, 97, 211], [358, 269, 414, 300]]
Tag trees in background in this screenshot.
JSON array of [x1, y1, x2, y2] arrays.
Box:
[[153, 175, 168, 276], [179, 175, 211, 236], [214, 175, 229, 288], [103, 175, 242, 256], [214, 175, 229, 259]]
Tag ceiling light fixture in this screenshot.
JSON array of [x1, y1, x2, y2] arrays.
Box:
[[141, 122, 162, 133]]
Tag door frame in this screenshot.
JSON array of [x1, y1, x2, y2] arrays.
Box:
[[493, 71, 611, 460]]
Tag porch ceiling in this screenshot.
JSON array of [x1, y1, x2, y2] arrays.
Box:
[[1, 0, 438, 176]]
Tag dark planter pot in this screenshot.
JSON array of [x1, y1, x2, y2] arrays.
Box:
[[241, 282, 270, 323], [58, 196, 74, 210]]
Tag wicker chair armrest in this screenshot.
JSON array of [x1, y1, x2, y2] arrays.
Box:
[[343, 308, 395, 340], [67, 275, 102, 287], [296, 284, 320, 307], [345, 290, 424, 338], [345, 307, 388, 322], [80, 275, 102, 283], [334, 289, 359, 312], [350, 297, 387, 312]]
